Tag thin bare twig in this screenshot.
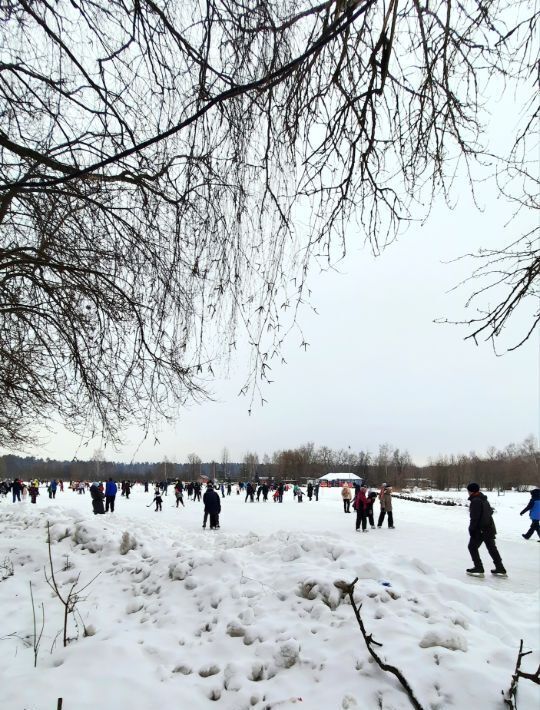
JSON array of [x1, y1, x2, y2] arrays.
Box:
[[335, 577, 424, 710], [503, 639, 540, 708]]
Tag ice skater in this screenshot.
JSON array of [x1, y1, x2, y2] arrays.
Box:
[[105, 477, 117, 512], [377, 485, 394, 528], [466, 482, 507, 577], [341, 483, 352, 513], [151, 488, 163, 511], [366, 491, 377, 528], [175, 481, 185, 508], [354, 485, 369, 531], [520, 488, 540, 540], [203, 482, 221, 529]]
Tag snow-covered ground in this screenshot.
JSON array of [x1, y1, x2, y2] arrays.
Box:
[[1, 486, 538, 710]]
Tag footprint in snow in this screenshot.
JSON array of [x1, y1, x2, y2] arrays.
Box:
[[199, 664, 221, 678]]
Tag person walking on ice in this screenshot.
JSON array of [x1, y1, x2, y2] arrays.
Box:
[[377, 485, 394, 528], [175, 481, 185, 508], [354, 485, 370, 532], [151, 488, 163, 512], [366, 491, 377, 528], [203, 482, 221, 529], [105, 477, 117, 512], [466, 482, 507, 577], [341, 483, 352, 513], [520, 488, 540, 540]]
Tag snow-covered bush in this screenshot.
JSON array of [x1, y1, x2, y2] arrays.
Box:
[[0, 556, 14, 580], [71, 524, 104, 552]]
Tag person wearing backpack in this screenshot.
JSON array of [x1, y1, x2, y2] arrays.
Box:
[[466, 482, 507, 577], [520, 488, 540, 540]]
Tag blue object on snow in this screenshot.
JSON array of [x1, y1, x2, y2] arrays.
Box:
[[379, 580, 392, 587]]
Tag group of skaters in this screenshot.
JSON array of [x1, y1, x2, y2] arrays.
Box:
[[341, 482, 394, 531], [2, 474, 539, 577], [2, 477, 43, 504]]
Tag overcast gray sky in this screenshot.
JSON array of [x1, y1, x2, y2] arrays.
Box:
[[17, 178, 537, 466], [2, 60, 537, 466]]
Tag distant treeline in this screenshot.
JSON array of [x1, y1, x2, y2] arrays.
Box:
[[0, 436, 537, 490]]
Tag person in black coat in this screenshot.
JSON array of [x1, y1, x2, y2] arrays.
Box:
[[90, 483, 105, 515], [466, 482, 506, 577], [151, 488, 163, 511], [245, 482, 255, 503], [203, 483, 221, 529], [366, 492, 377, 528], [12, 478, 22, 503]]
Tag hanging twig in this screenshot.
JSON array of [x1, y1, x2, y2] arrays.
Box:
[[334, 578, 424, 710]]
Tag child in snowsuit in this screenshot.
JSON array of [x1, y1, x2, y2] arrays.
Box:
[[520, 488, 540, 540], [152, 489, 163, 511]]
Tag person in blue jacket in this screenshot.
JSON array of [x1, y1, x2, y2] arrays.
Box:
[[105, 478, 118, 513], [520, 488, 540, 540]]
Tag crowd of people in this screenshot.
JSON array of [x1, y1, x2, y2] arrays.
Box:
[[2, 475, 539, 577], [341, 482, 394, 530]]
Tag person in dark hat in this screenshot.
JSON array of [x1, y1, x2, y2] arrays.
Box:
[[466, 482, 507, 577]]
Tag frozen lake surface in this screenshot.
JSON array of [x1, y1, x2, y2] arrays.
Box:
[[1, 485, 538, 709]]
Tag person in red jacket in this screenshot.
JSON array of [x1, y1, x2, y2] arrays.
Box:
[[353, 485, 369, 532]]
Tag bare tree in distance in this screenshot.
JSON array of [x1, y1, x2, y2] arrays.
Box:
[[91, 449, 105, 481], [0, 0, 537, 448], [186, 453, 202, 481], [221, 447, 230, 478], [243, 451, 260, 479]]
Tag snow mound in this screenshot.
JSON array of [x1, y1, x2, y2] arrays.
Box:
[[419, 628, 468, 652]]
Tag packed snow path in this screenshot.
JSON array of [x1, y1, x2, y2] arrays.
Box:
[[1, 487, 538, 710]]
